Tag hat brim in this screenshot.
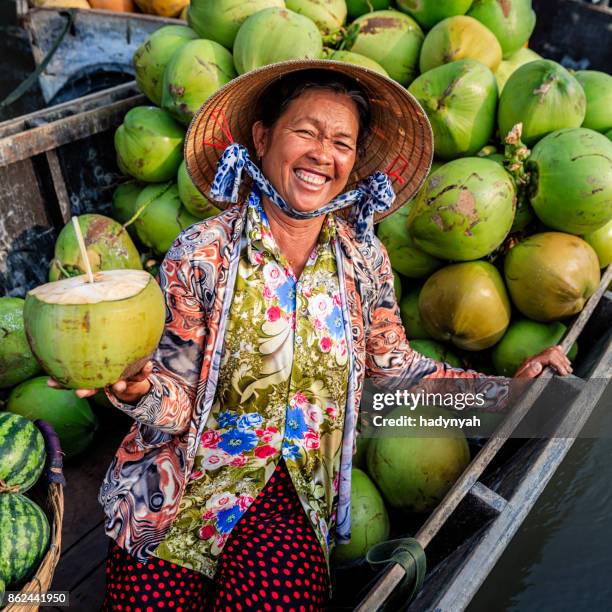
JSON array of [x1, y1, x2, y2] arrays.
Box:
[[184, 59, 434, 223]]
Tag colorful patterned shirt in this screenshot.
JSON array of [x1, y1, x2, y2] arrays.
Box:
[[154, 193, 350, 577], [100, 199, 509, 568]]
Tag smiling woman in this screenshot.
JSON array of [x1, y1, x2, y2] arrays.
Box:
[[250, 73, 369, 274], [86, 59, 573, 612]]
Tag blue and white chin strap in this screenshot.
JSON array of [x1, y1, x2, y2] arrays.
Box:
[[209, 143, 396, 243]]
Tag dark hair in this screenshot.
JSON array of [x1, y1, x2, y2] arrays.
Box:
[[255, 69, 371, 158]]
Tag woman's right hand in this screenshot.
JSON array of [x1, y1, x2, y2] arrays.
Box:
[[47, 361, 154, 404]]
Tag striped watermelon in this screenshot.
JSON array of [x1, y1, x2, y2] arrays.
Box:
[[0, 413, 46, 493], [0, 493, 50, 587]]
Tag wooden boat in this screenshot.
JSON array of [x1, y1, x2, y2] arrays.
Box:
[[0, 84, 610, 610]]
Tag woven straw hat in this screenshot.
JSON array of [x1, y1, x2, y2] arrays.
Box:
[[185, 59, 433, 223]]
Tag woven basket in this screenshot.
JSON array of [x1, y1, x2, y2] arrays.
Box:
[[4, 420, 65, 612]]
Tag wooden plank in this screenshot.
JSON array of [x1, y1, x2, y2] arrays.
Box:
[[0, 93, 145, 167], [50, 522, 109, 606], [50, 559, 107, 612], [58, 411, 128, 551], [468, 482, 508, 516], [45, 150, 71, 223], [0, 158, 57, 296], [0, 82, 139, 139]]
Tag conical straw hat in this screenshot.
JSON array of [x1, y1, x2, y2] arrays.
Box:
[[185, 59, 434, 222]]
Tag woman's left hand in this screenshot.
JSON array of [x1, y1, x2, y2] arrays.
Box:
[[513, 345, 573, 378]]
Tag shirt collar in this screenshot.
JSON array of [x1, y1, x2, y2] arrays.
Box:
[[245, 189, 337, 267]]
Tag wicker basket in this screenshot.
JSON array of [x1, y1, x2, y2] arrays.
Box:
[[4, 420, 65, 612]]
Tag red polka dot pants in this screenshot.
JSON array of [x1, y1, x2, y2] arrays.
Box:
[[103, 461, 329, 611]]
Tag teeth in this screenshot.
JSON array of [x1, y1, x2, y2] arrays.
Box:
[[295, 169, 326, 186]]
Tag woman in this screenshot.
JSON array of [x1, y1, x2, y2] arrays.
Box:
[[60, 60, 571, 611]]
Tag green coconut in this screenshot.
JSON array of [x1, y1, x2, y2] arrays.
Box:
[[233, 8, 323, 75], [419, 15, 502, 74], [114, 106, 185, 182], [133, 25, 198, 106], [0, 298, 41, 389], [177, 160, 221, 219], [527, 128, 612, 235], [187, 0, 284, 50], [467, 0, 536, 58], [111, 181, 144, 226], [367, 407, 471, 513], [495, 47, 541, 92], [396, 0, 474, 29], [408, 59, 498, 161], [328, 50, 389, 76], [504, 232, 600, 322], [492, 319, 577, 377], [286, 0, 347, 36], [474, 147, 535, 231], [161, 39, 236, 125], [134, 183, 200, 255], [498, 60, 586, 146], [24, 270, 166, 389], [8, 377, 98, 459], [332, 468, 389, 562], [48, 214, 142, 282], [419, 261, 511, 350], [583, 219, 612, 268], [378, 203, 442, 278], [111, 180, 144, 242], [346, 0, 390, 19], [407, 158, 516, 261], [574, 70, 612, 134], [399, 287, 431, 340], [344, 10, 424, 86], [353, 435, 370, 470], [410, 339, 463, 368], [606, 128, 612, 141]]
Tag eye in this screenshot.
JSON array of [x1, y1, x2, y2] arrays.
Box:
[[335, 141, 353, 151], [296, 129, 315, 137]]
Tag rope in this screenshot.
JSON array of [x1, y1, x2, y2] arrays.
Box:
[[0, 10, 75, 109], [0, 478, 22, 493], [366, 537, 427, 606]]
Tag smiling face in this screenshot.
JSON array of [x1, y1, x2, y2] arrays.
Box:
[[251, 88, 360, 214]]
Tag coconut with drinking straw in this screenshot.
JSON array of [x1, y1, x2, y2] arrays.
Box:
[[23, 217, 166, 390]]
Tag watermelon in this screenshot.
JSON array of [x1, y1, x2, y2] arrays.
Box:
[[8, 377, 98, 460], [0, 493, 50, 588], [0, 413, 46, 494]]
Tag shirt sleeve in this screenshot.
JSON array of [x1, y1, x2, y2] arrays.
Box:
[[105, 249, 208, 434], [364, 239, 509, 409]]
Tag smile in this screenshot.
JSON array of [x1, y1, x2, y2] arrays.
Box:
[[294, 168, 329, 186]]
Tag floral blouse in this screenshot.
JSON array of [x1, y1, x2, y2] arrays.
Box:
[[154, 195, 350, 577]]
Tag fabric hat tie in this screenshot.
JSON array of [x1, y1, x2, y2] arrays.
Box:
[[209, 143, 396, 242]]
